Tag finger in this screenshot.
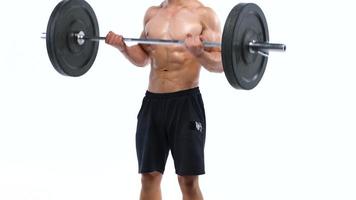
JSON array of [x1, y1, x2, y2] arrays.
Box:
[[118, 35, 123, 42], [105, 32, 111, 43], [194, 36, 200, 44], [112, 34, 120, 44], [117, 35, 127, 49], [184, 36, 192, 47], [194, 36, 202, 47], [189, 39, 196, 49], [107, 32, 119, 44], [185, 33, 192, 41], [107, 34, 115, 44], [117, 35, 125, 46], [109, 34, 118, 45]]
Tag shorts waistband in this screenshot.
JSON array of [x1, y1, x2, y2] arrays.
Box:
[[145, 87, 200, 99]]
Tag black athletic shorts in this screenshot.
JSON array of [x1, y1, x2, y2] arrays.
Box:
[[136, 87, 206, 176]]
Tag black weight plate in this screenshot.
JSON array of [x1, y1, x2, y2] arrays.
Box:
[[222, 3, 269, 90], [46, 0, 99, 77]]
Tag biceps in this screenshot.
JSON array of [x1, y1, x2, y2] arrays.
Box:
[[202, 28, 221, 42], [138, 31, 150, 55], [202, 28, 221, 52]]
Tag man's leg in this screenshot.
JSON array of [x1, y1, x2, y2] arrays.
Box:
[[140, 172, 163, 200], [178, 175, 203, 200]]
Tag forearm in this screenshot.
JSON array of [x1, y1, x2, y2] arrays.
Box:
[[120, 45, 149, 67], [197, 51, 224, 73]]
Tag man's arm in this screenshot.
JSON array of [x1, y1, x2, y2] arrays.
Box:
[[105, 6, 158, 67], [109, 31, 149, 67], [184, 7, 224, 73]]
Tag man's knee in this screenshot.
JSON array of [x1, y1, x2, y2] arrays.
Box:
[[178, 176, 200, 192], [141, 172, 162, 189]]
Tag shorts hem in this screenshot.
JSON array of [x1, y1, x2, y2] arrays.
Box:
[[176, 170, 205, 176], [139, 169, 165, 175]]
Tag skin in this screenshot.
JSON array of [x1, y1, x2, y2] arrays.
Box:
[[106, 0, 223, 199]]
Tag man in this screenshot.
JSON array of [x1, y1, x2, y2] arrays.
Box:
[[105, 0, 223, 199]]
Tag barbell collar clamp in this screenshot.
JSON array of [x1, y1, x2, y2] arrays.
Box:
[[75, 31, 86, 45], [249, 41, 286, 52], [41, 32, 47, 39]]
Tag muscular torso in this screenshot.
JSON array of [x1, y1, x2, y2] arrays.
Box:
[[142, 3, 205, 93]]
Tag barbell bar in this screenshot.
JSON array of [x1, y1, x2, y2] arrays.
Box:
[[42, 30, 286, 56], [76, 31, 286, 56]]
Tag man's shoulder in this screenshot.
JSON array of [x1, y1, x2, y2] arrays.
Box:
[[143, 5, 161, 23], [196, 5, 217, 18], [146, 5, 161, 14], [194, 5, 220, 31]]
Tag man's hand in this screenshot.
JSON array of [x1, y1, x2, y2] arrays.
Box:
[[184, 33, 205, 57], [105, 31, 127, 52]]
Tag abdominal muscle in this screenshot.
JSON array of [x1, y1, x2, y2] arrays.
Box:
[[147, 45, 201, 93], [142, 6, 204, 93]]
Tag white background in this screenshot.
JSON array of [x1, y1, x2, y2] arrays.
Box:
[[1, 0, 355, 200]]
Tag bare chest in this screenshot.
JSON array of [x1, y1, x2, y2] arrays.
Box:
[[144, 8, 203, 41]]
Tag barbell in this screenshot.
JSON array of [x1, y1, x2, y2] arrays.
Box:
[[42, 0, 286, 90]]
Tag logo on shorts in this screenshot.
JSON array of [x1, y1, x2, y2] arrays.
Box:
[[190, 121, 203, 133]]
